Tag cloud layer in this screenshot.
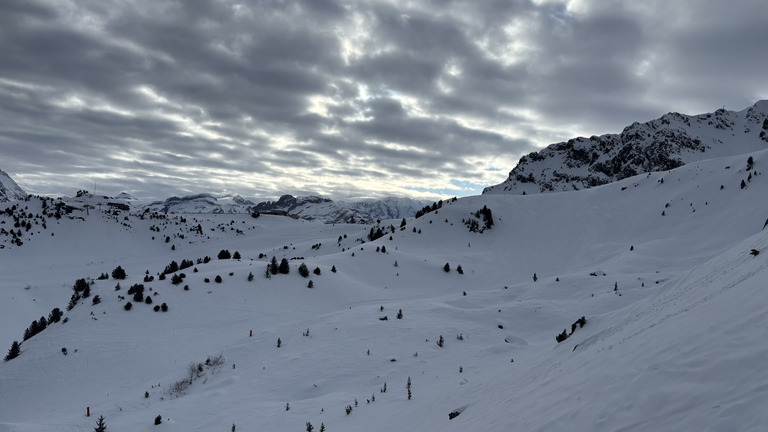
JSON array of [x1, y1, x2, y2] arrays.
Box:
[[1, 0, 766, 200]]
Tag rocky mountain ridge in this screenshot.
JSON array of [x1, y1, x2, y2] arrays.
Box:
[[484, 100, 768, 194]]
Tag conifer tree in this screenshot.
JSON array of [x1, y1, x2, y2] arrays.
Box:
[[298, 263, 310, 278], [278, 258, 290, 274], [93, 415, 107, 432], [270, 256, 279, 275], [407, 376, 412, 400], [4, 340, 20, 361]]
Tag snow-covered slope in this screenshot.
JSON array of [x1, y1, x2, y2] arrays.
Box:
[[0, 169, 26, 202], [484, 100, 768, 195], [1, 146, 765, 431]]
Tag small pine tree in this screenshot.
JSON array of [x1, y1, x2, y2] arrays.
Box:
[[741, 179, 747, 189], [397, 309, 403, 319], [247, 272, 254, 281], [278, 258, 290, 274], [437, 335, 444, 347], [154, 415, 162, 425], [443, 262, 450, 272], [270, 256, 279, 275], [306, 422, 314, 432], [124, 301, 133, 311], [308, 280, 314, 288], [313, 267, 321, 275], [456, 265, 463, 274], [215, 275, 223, 283], [320, 423, 325, 432], [532, 273, 538, 282], [407, 376, 412, 400], [277, 338, 282, 348], [5, 340, 20, 361], [298, 263, 310, 278], [331, 265, 337, 273], [233, 251, 241, 260], [93, 415, 107, 432]]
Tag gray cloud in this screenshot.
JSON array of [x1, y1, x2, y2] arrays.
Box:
[[1, 0, 765, 201]]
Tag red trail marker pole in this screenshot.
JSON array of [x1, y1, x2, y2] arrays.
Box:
[[250, 330, 253, 337], [86, 407, 90, 417]]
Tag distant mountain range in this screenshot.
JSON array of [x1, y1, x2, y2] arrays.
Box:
[[484, 100, 768, 194], [141, 193, 429, 223], [0, 178, 429, 223], [4, 101, 766, 216]]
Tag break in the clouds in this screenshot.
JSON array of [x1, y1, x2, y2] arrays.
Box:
[[1, 0, 766, 200]]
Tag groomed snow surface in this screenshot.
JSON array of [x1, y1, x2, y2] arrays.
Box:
[[1, 150, 767, 431]]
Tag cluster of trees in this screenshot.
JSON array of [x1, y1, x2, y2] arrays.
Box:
[[266, 256, 291, 277], [5, 306, 65, 362], [127, 284, 146, 303], [463, 205, 494, 233], [414, 197, 458, 219], [217, 250, 242, 260], [68, 278, 92, 310], [415, 200, 443, 218]]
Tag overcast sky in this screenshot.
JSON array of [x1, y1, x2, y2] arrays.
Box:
[[1, 0, 766, 200]]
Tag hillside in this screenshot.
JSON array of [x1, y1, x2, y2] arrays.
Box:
[[1, 146, 765, 431], [484, 100, 768, 195]]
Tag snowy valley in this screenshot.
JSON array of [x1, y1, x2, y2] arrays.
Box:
[[1, 103, 767, 432]]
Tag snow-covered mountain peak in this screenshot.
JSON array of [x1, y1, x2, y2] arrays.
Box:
[[0, 169, 27, 202], [484, 100, 768, 195]]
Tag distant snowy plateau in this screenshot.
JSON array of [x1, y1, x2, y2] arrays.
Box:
[[1, 101, 766, 432]]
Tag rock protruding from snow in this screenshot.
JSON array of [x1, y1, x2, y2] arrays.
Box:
[[0, 169, 27, 202], [484, 100, 768, 195]]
